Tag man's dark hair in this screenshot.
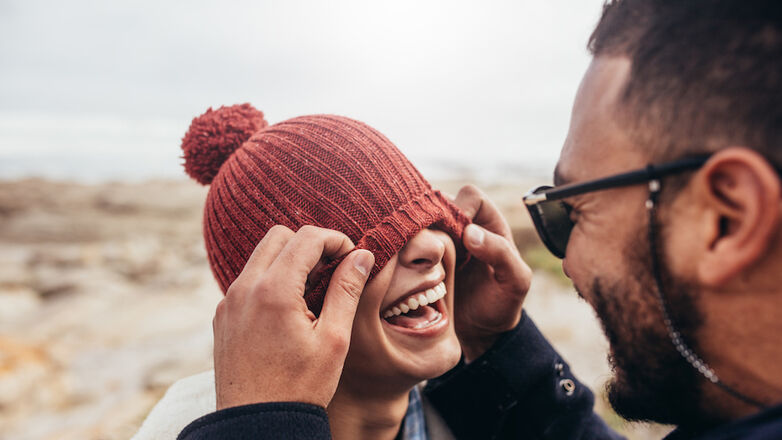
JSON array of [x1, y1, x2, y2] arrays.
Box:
[[588, 0, 782, 167]]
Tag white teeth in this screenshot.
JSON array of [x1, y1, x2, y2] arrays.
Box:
[[382, 281, 447, 319]]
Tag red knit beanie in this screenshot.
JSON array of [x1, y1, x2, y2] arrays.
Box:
[[182, 103, 470, 315]]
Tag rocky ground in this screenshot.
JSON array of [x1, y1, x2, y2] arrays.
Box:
[[0, 179, 670, 439]]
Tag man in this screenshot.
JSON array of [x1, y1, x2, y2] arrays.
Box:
[[179, 0, 782, 438]]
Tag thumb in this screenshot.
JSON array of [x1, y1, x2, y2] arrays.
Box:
[[317, 249, 375, 338]]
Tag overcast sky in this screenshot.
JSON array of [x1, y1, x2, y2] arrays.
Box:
[[0, 0, 604, 182]]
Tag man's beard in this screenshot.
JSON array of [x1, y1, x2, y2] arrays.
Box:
[[583, 222, 710, 426]]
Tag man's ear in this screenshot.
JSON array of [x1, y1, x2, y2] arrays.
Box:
[[694, 147, 781, 286]]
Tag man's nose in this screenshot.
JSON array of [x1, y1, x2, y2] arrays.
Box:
[[398, 229, 446, 269]]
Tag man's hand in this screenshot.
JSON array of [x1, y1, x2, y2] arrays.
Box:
[[212, 225, 375, 410], [452, 185, 533, 362]]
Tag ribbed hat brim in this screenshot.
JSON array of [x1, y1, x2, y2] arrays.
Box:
[[305, 189, 470, 315]]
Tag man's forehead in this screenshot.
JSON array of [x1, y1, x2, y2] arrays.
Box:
[[555, 56, 642, 185]]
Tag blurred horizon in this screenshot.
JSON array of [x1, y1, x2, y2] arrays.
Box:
[[0, 0, 602, 183]]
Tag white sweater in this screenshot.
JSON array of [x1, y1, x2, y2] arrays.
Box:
[[131, 370, 456, 440]]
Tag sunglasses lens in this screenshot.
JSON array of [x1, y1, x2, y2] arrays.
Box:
[[525, 186, 574, 258], [536, 201, 573, 257]]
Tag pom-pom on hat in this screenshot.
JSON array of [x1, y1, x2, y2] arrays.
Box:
[[182, 104, 268, 185], [182, 103, 470, 315]]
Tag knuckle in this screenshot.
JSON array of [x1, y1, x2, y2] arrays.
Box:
[[250, 277, 276, 304], [257, 296, 287, 315], [216, 298, 227, 312], [333, 230, 351, 244], [298, 224, 320, 236], [225, 278, 250, 301], [458, 184, 480, 197], [522, 260, 533, 276], [268, 224, 293, 236], [225, 281, 241, 298], [508, 261, 533, 293], [214, 299, 227, 323], [489, 233, 515, 256], [331, 276, 362, 302], [494, 268, 512, 284], [324, 328, 350, 352], [484, 234, 508, 259], [521, 266, 533, 290], [456, 185, 484, 217], [502, 237, 520, 256], [512, 280, 530, 297], [251, 271, 270, 289]]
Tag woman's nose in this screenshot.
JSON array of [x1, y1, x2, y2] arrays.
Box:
[[398, 228, 445, 269]]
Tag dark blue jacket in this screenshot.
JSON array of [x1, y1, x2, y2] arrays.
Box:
[[177, 313, 781, 439]]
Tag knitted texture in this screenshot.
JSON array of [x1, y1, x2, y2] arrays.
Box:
[[182, 104, 470, 315], [181, 104, 268, 185]]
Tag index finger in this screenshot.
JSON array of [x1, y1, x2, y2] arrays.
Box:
[[231, 225, 295, 293], [454, 185, 513, 240], [266, 225, 357, 294]]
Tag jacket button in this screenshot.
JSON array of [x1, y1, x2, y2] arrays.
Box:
[[559, 379, 576, 396]]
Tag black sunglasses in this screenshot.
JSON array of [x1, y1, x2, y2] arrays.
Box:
[[523, 155, 711, 258]]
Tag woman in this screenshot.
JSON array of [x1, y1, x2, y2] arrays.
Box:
[[133, 103, 471, 439]]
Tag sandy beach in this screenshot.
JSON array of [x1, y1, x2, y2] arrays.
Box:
[[0, 178, 671, 439]]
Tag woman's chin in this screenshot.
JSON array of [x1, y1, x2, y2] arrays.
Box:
[[339, 338, 461, 401], [389, 332, 462, 381]]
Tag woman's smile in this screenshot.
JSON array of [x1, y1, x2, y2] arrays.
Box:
[[381, 281, 450, 335]]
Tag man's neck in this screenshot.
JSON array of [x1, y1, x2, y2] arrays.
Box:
[[327, 385, 411, 440], [696, 288, 782, 420]]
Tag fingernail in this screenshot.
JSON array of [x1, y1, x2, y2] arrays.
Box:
[[354, 251, 374, 276], [466, 224, 484, 247]]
